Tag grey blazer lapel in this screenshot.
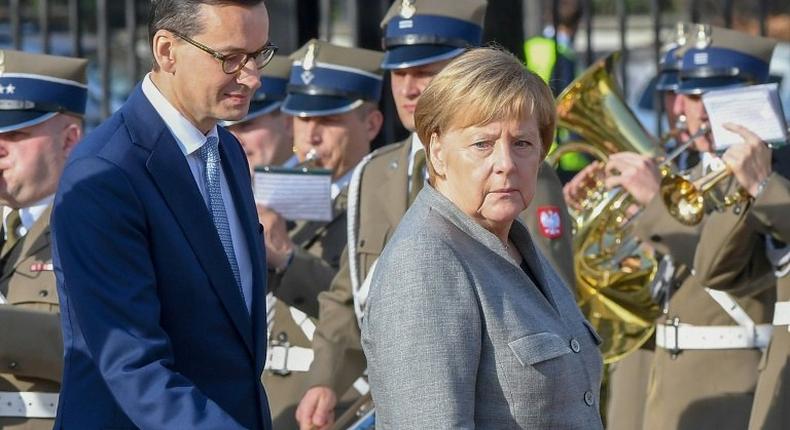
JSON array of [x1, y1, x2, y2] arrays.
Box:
[[419, 185, 561, 312], [509, 220, 562, 312]]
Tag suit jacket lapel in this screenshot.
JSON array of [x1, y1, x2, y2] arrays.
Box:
[[218, 131, 269, 365], [0, 206, 53, 283], [125, 87, 254, 356]]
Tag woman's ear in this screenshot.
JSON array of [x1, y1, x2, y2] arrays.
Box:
[[429, 133, 446, 177]]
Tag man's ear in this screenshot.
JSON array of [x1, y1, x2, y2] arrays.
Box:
[[60, 120, 83, 158], [365, 109, 384, 142], [152, 30, 178, 73], [429, 132, 446, 178]]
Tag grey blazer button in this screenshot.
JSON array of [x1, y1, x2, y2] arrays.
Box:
[[584, 391, 594, 406], [570, 338, 581, 353]]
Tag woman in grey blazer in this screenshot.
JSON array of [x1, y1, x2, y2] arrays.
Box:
[[361, 47, 604, 429]]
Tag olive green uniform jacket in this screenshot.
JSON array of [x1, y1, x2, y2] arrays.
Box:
[[305, 137, 576, 398], [694, 172, 790, 430], [0, 206, 61, 430], [632, 176, 774, 430]]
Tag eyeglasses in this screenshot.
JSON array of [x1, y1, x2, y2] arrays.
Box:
[[169, 30, 278, 75]]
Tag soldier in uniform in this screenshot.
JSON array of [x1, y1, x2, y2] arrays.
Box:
[[693, 129, 790, 430], [566, 26, 777, 429], [295, 1, 575, 429], [257, 40, 384, 429], [605, 28, 689, 430], [223, 55, 295, 174], [0, 50, 87, 430]]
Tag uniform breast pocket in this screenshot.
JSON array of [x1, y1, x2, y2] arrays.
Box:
[[7, 267, 59, 308], [357, 226, 390, 274], [508, 332, 573, 367]]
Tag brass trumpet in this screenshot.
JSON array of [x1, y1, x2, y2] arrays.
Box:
[[660, 127, 790, 226], [660, 158, 748, 226]]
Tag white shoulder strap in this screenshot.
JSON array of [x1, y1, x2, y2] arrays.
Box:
[[704, 287, 756, 329], [348, 153, 374, 328], [765, 236, 790, 277], [289, 307, 317, 341]]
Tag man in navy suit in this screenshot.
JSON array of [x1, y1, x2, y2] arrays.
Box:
[[50, 0, 276, 428]]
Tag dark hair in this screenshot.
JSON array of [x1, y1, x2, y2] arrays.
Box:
[[148, 0, 265, 69]]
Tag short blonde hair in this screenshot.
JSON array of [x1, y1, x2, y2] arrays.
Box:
[[414, 47, 556, 178]]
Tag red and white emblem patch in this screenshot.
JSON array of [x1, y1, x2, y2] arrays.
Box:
[[30, 262, 54, 272], [537, 206, 562, 239]]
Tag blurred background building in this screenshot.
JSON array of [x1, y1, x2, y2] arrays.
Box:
[[1, 0, 788, 148]]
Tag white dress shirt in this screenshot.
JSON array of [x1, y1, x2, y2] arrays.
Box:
[[2, 195, 54, 239], [142, 74, 254, 313], [331, 169, 354, 201]]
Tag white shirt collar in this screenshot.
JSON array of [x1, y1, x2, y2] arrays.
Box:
[[141, 73, 219, 156], [331, 168, 355, 201], [3, 195, 54, 239], [410, 132, 423, 161], [407, 132, 426, 176]]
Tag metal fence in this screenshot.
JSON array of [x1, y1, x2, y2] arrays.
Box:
[[0, 0, 783, 143]]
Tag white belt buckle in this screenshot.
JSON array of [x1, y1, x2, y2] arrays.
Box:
[[666, 317, 681, 357], [0, 391, 59, 418], [266, 342, 291, 376], [774, 301, 790, 327]]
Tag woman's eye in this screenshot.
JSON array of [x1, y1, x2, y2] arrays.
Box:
[[472, 141, 491, 149], [515, 140, 533, 148]]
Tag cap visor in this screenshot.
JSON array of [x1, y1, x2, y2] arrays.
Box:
[[655, 72, 679, 92], [676, 76, 747, 95], [281, 93, 363, 117], [381, 45, 465, 70], [0, 111, 58, 133]]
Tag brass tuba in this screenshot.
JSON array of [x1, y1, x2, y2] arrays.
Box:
[[552, 52, 663, 363]]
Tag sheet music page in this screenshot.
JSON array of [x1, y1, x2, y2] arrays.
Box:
[[703, 83, 788, 151], [253, 166, 333, 221]]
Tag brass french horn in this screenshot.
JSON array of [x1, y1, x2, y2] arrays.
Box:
[[552, 52, 666, 363]]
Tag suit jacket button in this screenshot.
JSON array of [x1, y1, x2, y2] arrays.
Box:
[[8, 361, 18, 370], [584, 391, 594, 406], [570, 338, 581, 353]]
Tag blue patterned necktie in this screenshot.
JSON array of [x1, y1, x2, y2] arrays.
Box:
[[198, 136, 245, 307]]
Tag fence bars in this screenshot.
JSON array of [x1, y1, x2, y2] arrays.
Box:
[[2, 0, 781, 126], [68, 0, 82, 57], [97, 0, 110, 119]]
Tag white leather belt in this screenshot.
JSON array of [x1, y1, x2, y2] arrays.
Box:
[[0, 391, 58, 418], [265, 344, 314, 374], [656, 323, 773, 350], [773, 301, 790, 326]]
